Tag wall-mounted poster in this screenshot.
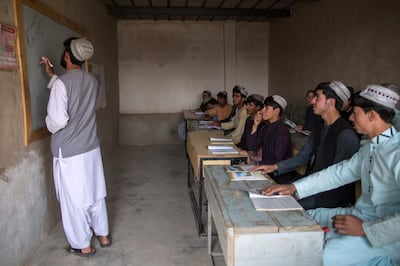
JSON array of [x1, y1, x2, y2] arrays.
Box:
[[0, 23, 18, 70]]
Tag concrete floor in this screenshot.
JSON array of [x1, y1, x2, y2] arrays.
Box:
[[28, 144, 224, 266]]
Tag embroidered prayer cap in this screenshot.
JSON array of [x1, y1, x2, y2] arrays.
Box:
[[328, 80, 351, 105], [247, 94, 264, 107], [217, 91, 228, 99], [70, 38, 94, 62], [232, 85, 248, 97], [360, 85, 400, 110], [272, 95, 287, 110]]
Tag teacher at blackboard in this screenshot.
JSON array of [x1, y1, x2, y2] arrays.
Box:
[[40, 37, 111, 257]]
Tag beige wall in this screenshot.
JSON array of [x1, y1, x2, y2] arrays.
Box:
[[269, 0, 400, 123], [118, 21, 269, 114], [0, 1, 119, 265], [118, 21, 269, 144]]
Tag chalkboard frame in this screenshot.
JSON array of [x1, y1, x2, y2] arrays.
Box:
[[14, 0, 86, 145]]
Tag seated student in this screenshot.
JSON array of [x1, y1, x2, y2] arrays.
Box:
[[297, 88, 323, 132], [247, 95, 292, 180], [236, 94, 265, 163], [263, 85, 400, 266], [220, 105, 236, 123], [340, 86, 355, 123], [177, 89, 213, 140], [204, 91, 232, 122], [203, 97, 218, 120], [199, 90, 212, 112], [252, 81, 360, 209], [217, 85, 248, 144]]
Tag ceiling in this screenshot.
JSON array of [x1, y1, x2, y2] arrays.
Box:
[[106, 0, 314, 22]]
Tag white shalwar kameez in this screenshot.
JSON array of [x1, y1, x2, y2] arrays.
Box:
[[47, 75, 109, 249]]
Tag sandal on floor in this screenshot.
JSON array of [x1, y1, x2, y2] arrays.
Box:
[[97, 234, 112, 247], [65, 244, 96, 257]]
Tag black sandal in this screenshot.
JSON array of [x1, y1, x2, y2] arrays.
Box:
[[97, 234, 112, 247], [65, 244, 96, 257]]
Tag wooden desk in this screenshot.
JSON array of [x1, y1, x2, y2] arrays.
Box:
[[186, 131, 247, 235], [186, 120, 216, 132], [204, 165, 324, 265], [183, 109, 205, 121], [183, 109, 206, 149]]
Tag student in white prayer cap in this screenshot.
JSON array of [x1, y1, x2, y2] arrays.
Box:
[[246, 95, 292, 175], [218, 85, 249, 144], [252, 81, 360, 209], [263, 84, 400, 266]]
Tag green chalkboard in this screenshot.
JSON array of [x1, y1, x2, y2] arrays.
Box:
[[15, 0, 85, 144]]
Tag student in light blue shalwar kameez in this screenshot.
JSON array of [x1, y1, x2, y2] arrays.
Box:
[[262, 84, 400, 266]]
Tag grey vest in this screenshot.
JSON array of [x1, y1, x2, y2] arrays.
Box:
[[51, 69, 99, 158]]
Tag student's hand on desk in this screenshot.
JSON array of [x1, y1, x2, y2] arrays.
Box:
[[250, 164, 277, 174], [261, 184, 297, 196], [332, 215, 366, 236]]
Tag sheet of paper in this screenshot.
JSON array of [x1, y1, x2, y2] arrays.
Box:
[[248, 192, 303, 211]]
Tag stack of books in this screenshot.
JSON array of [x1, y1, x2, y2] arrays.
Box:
[[207, 145, 238, 155]]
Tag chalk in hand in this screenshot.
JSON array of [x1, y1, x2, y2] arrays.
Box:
[[41, 56, 54, 68]]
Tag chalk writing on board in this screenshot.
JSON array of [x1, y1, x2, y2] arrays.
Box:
[[15, 0, 85, 144], [22, 4, 81, 131], [24, 14, 44, 48]]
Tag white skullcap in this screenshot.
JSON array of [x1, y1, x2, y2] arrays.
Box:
[[233, 85, 248, 97], [70, 38, 94, 61], [360, 85, 400, 109], [329, 80, 351, 105], [272, 95, 287, 110]]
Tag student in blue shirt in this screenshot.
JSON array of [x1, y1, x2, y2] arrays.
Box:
[[263, 85, 400, 266]]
